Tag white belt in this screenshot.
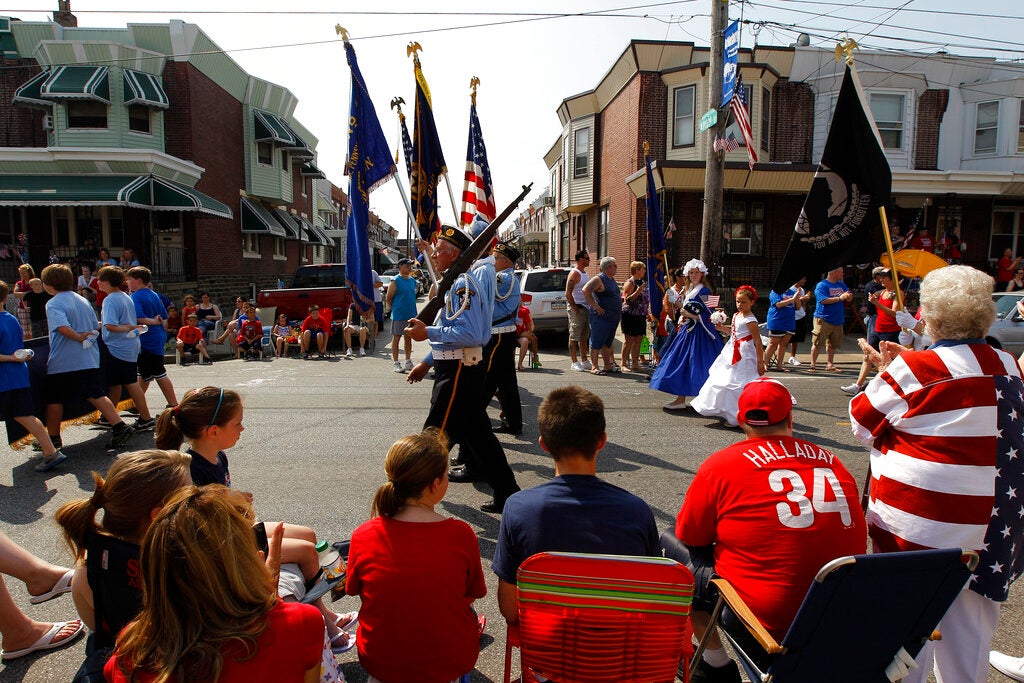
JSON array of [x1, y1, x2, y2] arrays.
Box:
[[432, 345, 483, 365], [492, 325, 516, 334], [432, 348, 464, 360]]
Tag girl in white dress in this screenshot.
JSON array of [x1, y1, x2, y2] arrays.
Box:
[[692, 285, 766, 427]]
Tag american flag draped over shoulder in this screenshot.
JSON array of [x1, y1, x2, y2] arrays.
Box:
[[849, 342, 1024, 601], [461, 102, 496, 225], [731, 76, 757, 169]]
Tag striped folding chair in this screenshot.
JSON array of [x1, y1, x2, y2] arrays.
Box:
[[504, 552, 695, 683]]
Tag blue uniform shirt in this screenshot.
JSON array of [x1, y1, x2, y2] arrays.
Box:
[[46, 291, 100, 374], [492, 268, 521, 328], [767, 287, 797, 332], [131, 287, 168, 355], [427, 257, 496, 353], [814, 278, 848, 326], [101, 290, 141, 363]]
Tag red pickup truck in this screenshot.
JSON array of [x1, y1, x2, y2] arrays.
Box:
[[257, 264, 353, 322]]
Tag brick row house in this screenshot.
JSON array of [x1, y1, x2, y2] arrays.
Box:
[[546, 40, 1024, 292], [0, 6, 342, 302]]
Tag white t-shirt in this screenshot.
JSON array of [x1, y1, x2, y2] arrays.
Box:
[[570, 267, 590, 305]]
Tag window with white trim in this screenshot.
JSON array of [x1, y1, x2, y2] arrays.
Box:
[[597, 206, 609, 258], [242, 233, 260, 256], [672, 85, 695, 147], [127, 105, 150, 134], [975, 101, 999, 155], [722, 200, 764, 256], [761, 87, 771, 153], [273, 237, 285, 257], [870, 94, 904, 150], [66, 101, 107, 128], [1018, 100, 1024, 153], [257, 141, 273, 165], [573, 127, 590, 178]]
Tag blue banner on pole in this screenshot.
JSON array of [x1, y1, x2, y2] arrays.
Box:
[[722, 20, 739, 107]]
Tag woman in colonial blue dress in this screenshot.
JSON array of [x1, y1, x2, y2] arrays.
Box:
[[651, 259, 723, 410]]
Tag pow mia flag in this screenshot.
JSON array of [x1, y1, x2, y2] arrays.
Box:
[[771, 65, 891, 293]]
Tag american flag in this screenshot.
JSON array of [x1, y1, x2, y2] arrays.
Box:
[[731, 77, 757, 169], [706, 294, 720, 308], [849, 343, 1024, 602], [461, 102, 496, 226], [665, 216, 677, 239], [713, 133, 739, 153], [399, 111, 413, 180]]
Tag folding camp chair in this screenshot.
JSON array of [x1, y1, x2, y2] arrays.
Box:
[[503, 552, 695, 683], [692, 548, 978, 683]]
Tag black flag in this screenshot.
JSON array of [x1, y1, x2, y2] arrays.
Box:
[[771, 65, 891, 293]]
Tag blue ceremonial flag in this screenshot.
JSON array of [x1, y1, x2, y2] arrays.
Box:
[[644, 147, 667, 321], [722, 20, 740, 107], [411, 58, 447, 242], [343, 40, 396, 316]]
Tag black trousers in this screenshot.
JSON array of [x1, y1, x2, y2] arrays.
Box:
[[482, 331, 523, 432], [425, 358, 519, 502]]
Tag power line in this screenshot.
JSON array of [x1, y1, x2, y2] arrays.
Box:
[[763, 0, 1024, 22]]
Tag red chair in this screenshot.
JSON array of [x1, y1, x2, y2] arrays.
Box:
[[504, 552, 695, 683]]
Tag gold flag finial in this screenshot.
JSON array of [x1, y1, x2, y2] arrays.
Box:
[[469, 76, 480, 106], [390, 96, 405, 112], [407, 41, 422, 64], [643, 140, 650, 156], [835, 37, 858, 65], [335, 25, 349, 42]]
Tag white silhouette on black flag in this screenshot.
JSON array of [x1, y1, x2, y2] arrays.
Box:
[[771, 65, 891, 293]]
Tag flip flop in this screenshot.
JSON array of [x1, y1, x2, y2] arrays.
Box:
[[335, 611, 359, 632], [827, 366, 843, 373], [1, 619, 84, 660], [609, 364, 622, 373], [330, 630, 356, 654], [29, 569, 74, 605], [590, 368, 607, 376], [477, 614, 487, 636]]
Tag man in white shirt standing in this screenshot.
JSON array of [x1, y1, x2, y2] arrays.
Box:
[[564, 250, 592, 372]]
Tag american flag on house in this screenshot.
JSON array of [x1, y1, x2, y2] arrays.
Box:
[[460, 102, 496, 226], [731, 76, 757, 169], [713, 133, 740, 154]]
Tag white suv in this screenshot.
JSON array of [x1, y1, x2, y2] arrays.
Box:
[[516, 268, 572, 334]]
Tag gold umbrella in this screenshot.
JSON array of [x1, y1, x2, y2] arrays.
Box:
[[880, 249, 949, 279]]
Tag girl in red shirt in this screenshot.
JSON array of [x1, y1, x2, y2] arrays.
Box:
[[346, 429, 487, 683]]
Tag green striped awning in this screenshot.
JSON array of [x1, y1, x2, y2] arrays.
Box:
[[271, 207, 302, 240], [12, 70, 51, 108], [302, 219, 333, 247], [253, 110, 297, 146], [240, 197, 287, 237], [41, 65, 110, 102], [0, 175, 231, 219], [123, 70, 169, 109], [300, 162, 325, 178]]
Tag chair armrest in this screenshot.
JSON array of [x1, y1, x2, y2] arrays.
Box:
[[710, 578, 784, 655]]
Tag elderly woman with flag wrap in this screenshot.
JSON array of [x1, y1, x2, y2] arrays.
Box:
[[405, 227, 520, 514]]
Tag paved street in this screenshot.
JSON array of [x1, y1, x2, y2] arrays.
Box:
[[1, 332, 1021, 682]]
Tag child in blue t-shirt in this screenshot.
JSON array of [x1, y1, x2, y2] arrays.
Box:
[[0, 280, 66, 471]]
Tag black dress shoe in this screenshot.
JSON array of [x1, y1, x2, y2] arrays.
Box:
[[493, 424, 523, 436], [447, 467, 483, 483], [480, 499, 506, 514]]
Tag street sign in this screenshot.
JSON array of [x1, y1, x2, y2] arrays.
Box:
[[698, 108, 718, 133]]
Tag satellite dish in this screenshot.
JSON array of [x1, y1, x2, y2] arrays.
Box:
[[796, 33, 811, 47]]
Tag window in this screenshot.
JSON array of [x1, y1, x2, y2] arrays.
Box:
[[257, 141, 273, 165], [560, 220, 569, 262], [672, 85, 695, 147], [578, 214, 587, 252], [989, 209, 1023, 262], [722, 201, 764, 256], [127, 104, 150, 133], [66, 101, 107, 128], [870, 94, 904, 150], [761, 87, 771, 153], [280, 150, 289, 170], [573, 127, 590, 178], [975, 101, 999, 155], [1019, 100, 1024, 153], [242, 233, 260, 255], [273, 237, 285, 257], [597, 206, 609, 258]]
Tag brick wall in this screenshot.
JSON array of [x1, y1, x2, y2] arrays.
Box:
[[0, 58, 47, 148], [915, 89, 948, 171], [771, 80, 814, 164]]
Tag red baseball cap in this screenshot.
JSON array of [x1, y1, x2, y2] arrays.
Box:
[[737, 377, 794, 426]]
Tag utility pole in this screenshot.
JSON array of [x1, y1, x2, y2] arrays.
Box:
[[700, 0, 729, 273]]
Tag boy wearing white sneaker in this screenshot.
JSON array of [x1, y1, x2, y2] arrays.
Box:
[[342, 302, 368, 358]]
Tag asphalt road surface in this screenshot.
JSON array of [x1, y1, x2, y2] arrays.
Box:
[[1, 333, 1020, 682]]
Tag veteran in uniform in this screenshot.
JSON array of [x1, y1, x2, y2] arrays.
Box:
[[406, 226, 520, 513], [481, 241, 523, 436]]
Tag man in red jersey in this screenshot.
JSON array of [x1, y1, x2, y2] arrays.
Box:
[[675, 377, 866, 683]]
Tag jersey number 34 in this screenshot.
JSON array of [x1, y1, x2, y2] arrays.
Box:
[[769, 468, 852, 528]]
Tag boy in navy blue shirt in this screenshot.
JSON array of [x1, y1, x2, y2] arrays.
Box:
[[0, 280, 66, 471]]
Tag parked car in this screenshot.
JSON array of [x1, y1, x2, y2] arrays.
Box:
[[516, 268, 572, 334], [379, 274, 394, 318], [257, 263, 352, 323], [985, 292, 1024, 356]]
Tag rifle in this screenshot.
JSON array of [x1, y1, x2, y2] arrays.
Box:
[[416, 182, 533, 324]]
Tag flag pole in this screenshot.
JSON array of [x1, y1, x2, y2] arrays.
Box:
[[393, 178, 439, 287], [442, 172, 462, 228], [879, 206, 904, 312]]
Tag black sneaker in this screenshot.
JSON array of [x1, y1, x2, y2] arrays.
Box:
[[132, 417, 157, 432], [107, 423, 135, 450], [125, 406, 140, 416], [690, 659, 741, 683], [95, 417, 112, 430]]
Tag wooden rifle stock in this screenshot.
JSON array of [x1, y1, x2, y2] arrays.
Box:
[[416, 183, 533, 324]]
